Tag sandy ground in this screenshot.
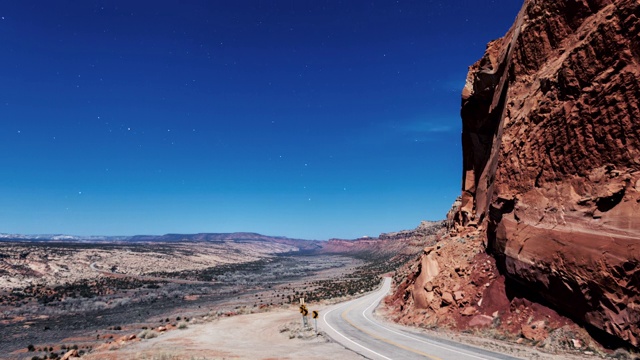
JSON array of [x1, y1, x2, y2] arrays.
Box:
[[84, 306, 363, 360]]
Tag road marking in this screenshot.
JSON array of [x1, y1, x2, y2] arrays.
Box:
[[361, 280, 506, 360], [340, 300, 442, 360], [323, 301, 393, 360], [323, 278, 515, 360]]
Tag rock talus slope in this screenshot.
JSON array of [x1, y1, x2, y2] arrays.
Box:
[[452, 0, 640, 346]]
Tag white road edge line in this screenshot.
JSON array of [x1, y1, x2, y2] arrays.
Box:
[[323, 296, 393, 360], [361, 280, 499, 360]]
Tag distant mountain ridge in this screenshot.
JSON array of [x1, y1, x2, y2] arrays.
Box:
[[0, 233, 132, 242], [0, 222, 444, 256], [0, 231, 311, 244]]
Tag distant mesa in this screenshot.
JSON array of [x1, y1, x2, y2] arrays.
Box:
[[0, 231, 326, 253], [0, 231, 302, 243]]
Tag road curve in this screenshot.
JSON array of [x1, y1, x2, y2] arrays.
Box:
[[319, 278, 521, 360]]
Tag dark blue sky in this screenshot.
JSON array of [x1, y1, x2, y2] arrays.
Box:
[[0, 1, 522, 239]]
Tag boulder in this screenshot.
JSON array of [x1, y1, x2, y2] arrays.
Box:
[[461, 306, 477, 316], [411, 251, 440, 309], [61, 349, 78, 360], [521, 321, 548, 342], [441, 292, 454, 306], [469, 315, 493, 327]]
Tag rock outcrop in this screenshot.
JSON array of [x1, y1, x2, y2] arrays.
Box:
[[453, 0, 640, 347], [320, 221, 443, 258]]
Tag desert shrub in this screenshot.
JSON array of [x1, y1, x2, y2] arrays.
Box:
[[177, 322, 188, 329], [27, 344, 35, 351], [611, 348, 638, 360], [112, 298, 131, 307]]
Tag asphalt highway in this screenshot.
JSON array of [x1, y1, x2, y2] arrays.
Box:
[[319, 278, 522, 360]]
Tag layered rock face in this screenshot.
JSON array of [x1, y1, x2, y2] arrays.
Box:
[[321, 221, 443, 258], [453, 0, 640, 346]]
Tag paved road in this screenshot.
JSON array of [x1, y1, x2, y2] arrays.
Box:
[[320, 278, 521, 360]]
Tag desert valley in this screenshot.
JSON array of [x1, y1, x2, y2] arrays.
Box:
[[0, 225, 437, 359]]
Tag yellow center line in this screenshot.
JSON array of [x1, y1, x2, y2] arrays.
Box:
[[341, 300, 443, 360]]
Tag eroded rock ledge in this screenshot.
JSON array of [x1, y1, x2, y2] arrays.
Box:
[[395, 0, 640, 348], [459, 0, 640, 346]]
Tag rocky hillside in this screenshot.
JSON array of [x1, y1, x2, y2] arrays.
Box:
[[390, 0, 640, 350], [321, 221, 443, 258]]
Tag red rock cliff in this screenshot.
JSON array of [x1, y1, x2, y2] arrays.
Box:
[[454, 0, 640, 346]]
